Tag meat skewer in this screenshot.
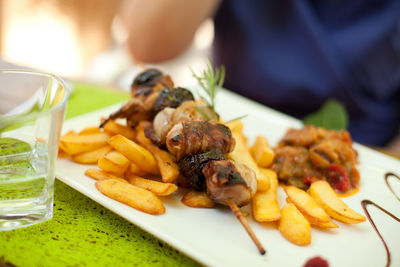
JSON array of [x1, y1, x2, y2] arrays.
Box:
[[112, 68, 266, 255], [128, 70, 266, 254]]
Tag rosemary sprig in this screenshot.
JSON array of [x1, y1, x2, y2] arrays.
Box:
[[190, 60, 247, 123], [190, 59, 225, 112], [193, 106, 211, 121], [225, 114, 248, 124]]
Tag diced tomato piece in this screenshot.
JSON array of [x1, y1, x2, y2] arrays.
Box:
[[302, 176, 319, 186], [327, 164, 350, 193]]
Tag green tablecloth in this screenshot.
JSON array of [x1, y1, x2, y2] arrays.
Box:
[[0, 82, 200, 267]]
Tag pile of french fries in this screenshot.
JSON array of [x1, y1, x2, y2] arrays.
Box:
[[59, 119, 179, 215], [59, 118, 366, 247]]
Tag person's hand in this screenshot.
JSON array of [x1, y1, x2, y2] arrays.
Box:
[[120, 0, 220, 63]]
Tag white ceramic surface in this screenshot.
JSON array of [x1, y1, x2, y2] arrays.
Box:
[[56, 89, 400, 267]]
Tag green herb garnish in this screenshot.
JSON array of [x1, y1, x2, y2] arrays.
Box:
[[190, 59, 225, 112], [303, 99, 348, 130], [225, 114, 248, 124], [193, 106, 211, 121]]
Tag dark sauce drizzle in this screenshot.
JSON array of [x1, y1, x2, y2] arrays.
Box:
[[361, 172, 400, 267], [384, 172, 400, 202]]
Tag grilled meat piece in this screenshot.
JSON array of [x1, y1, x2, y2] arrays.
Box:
[[203, 159, 257, 207], [166, 120, 235, 160], [100, 90, 161, 128], [273, 146, 322, 189], [149, 100, 218, 146], [131, 68, 173, 96], [100, 69, 172, 128], [178, 149, 226, 191], [278, 125, 318, 148], [152, 87, 194, 115]]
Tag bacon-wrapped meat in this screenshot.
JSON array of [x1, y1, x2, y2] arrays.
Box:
[[100, 69, 195, 128], [100, 91, 159, 128], [149, 100, 217, 146], [202, 159, 257, 207], [131, 68, 173, 96], [178, 149, 227, 191], [152, 87, 195, 115], [166, 120, 235, 160], [100, 69, 172, 128]]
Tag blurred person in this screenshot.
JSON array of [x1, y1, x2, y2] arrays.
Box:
[[119, 0, 400, 152]]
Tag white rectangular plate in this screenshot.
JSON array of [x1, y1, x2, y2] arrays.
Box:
[[56, 89, 400, 267]]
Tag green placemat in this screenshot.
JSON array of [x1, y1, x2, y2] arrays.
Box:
[[0, 82, 201, 267], [65, 82, 129, 119]]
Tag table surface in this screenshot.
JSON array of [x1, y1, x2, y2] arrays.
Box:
[[1, 79, 398, 267], [0, 82, 201, 267]]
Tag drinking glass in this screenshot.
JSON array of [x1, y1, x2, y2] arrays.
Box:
[[0, 69, 70, 230]]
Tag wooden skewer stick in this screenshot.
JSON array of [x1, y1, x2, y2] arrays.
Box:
[[226, 198, 266, 255]]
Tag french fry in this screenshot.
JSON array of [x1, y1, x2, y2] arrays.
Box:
[[98, 150, 130, 176], [285, 197, 338, 228], [85, 168, 128, 183], [107, 135, 160, 175], [63, 130, 76, 136], [59, 130, 76, 154], [72, 145, 112, 164], [250, 136, 275, 168], [181, 191, 215, 208], [102, 119, 137, 140], [308, 180, 366, 224], [284, 185, 337, 228], [127, 162, 150, 177], [58, 148, 69, 158], [252, 168, 281, 222], [225, 120, 244, 134], [60, 132, 110, 155], [279, 203, 311, 246], [95, 179, 165, 215], [312, 220, 339, 228], [79, 127, 102, 135], [229, 131, 270, 191], [145, 148, 179, 183], [126, 174, 178, 196], [136, 122, 180, 183]]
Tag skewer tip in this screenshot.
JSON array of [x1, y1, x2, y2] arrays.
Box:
[[226, 198, 266, 256]]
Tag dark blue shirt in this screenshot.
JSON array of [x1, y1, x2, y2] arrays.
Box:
[[213, 0, 400, 146]]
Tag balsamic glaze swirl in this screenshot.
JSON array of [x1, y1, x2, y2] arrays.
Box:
[[361, 172, 400, 267], [384, 173, 400, 202]]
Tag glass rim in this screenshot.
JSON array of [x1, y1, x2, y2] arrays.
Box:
[[0, 69, 70, 118]]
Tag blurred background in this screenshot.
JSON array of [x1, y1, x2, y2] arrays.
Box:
[[1, 0, 399, 156], [0, 0, 213, 89]]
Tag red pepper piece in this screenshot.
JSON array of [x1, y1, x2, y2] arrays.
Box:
[[327, 164, 351, 193], [302, 176, 319, 186]]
